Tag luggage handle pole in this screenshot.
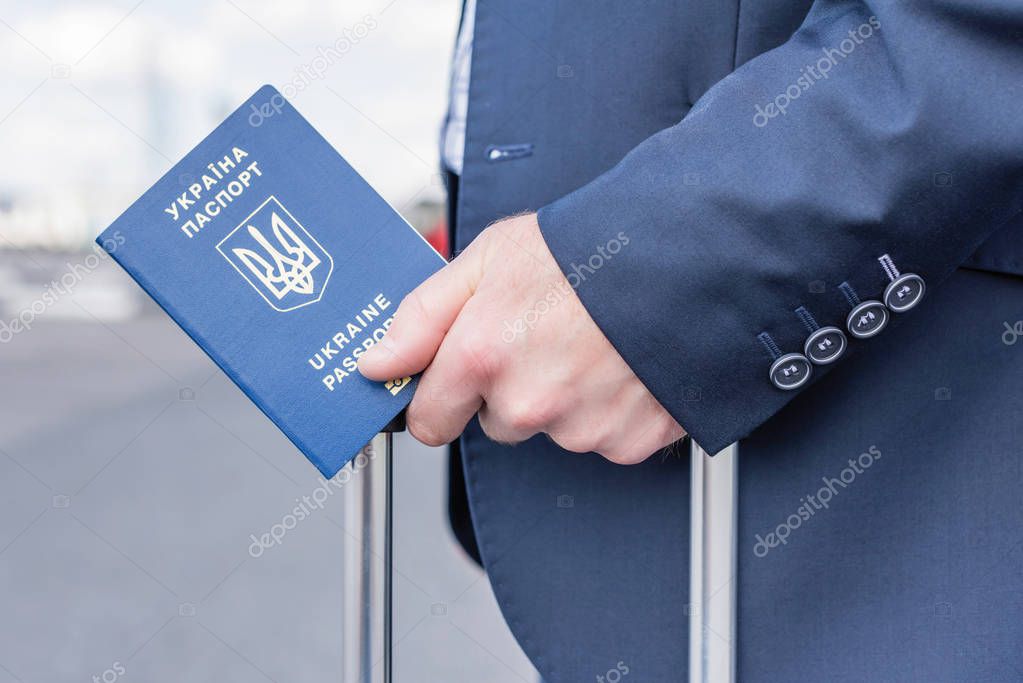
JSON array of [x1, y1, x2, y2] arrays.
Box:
[[381, 413, 404, 683], [343, 413, 405, 683], [689, 440, 738, 683]]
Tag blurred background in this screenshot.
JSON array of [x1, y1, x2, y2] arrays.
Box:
[[0, 0, 538, 680]]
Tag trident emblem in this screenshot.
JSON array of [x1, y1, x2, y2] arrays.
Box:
[[218, 197, 333, 312], [233, 212, 321, 299]]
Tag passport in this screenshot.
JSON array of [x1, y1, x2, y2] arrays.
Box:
[[97, 85, 444, 477]]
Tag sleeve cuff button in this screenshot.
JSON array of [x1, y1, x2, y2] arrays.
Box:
[[804, 326, 847, 365], [770, 353, 812, 390], [884, 273, 926, 313], [847, 301, 889, 339]]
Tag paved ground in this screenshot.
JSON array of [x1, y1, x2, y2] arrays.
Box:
[[0, 250, 538, 682]]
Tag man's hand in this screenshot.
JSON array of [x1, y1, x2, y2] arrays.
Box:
[[358, 213, 685, 465]]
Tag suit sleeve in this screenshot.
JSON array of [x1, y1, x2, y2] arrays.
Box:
[[536, 0, 1023, 454]]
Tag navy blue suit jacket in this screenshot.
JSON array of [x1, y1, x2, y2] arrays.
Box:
[[451, 1, 1023, 680]]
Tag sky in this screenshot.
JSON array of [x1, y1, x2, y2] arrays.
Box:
[[0, 0, 460, 247]]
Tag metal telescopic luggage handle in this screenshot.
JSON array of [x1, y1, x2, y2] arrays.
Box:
[[342, 413, 404, 683], [342, 417, 736, 683], [689, 440, 738, 683]]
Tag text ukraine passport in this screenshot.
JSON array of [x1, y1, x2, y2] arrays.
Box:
[[97, 85, 444, 477]]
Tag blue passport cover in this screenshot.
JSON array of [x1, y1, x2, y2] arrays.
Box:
[[97, 85, 444, 477]]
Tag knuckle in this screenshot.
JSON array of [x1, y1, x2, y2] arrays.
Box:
[[477, 419, 509, 445], [564, 420, 614, 455], [550, 431, 598, 454], [503, 401, 546, 434], [477, 410, 516, 445], [506, 395, 562, 435], [600, 444, 651, 466], [479, 397, 558, 443]]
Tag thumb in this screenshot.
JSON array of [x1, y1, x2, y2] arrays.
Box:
[[358, 254, 478, 381]]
